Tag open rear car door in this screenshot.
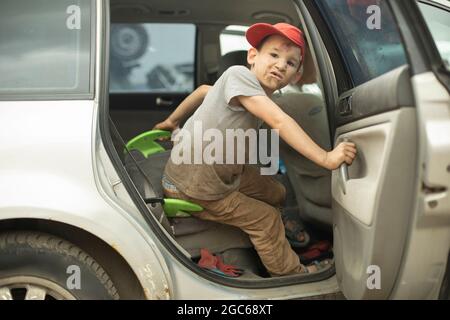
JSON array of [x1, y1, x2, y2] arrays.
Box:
[[300, 0, 450, 299]]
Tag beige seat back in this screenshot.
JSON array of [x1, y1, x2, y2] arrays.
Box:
[[270, 91, 333, 226]]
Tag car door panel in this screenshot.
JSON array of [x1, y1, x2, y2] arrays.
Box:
[[326, 60, 418, 300], [333, 105, 417, 299]]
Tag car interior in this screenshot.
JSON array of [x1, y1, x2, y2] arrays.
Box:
[[108, 0, 335, 281]]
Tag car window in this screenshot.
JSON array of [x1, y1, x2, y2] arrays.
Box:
[[418, 1, 450, 71], [220, 25, 250, 55], [109, 23, 195, 93], [0, 0, 92, 98], [316, 0, 408, 87]]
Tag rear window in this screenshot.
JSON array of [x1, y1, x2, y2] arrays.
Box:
[[220, 25, 250, 55], [316, 0, 408, 86], [0, 0, 93, 98], [109, 23, 196, 93]]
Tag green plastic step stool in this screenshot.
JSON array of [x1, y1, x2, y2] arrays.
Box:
[[163, 198, 203, 218], [146, 197, 203, 218], [125, 129, 171, 158], [128, 130, 203, 218]]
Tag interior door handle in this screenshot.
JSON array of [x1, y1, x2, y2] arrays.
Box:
[[340, 163, 349, 195], [156, 97, 173, 107], [339, 137, 350, 195]]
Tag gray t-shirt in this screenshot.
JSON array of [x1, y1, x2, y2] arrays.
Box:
[[164, 66, 267, 200]]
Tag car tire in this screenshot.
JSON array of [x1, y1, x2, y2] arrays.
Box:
[[0, 231, 119, 300], [110, 24, 149, 61]]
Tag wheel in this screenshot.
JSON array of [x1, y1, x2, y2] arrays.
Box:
[[0, 231, 119, 300], [110, 24, 149, 61]]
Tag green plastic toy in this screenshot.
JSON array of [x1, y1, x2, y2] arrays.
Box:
[[125, 130, 171, 158], [162, 198, 203, 218], [127, 130, 203, 218]]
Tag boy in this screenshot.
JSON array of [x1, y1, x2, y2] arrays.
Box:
[[155, 23, 356, 276]]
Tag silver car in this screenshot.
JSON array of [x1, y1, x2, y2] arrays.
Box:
[[0, 0, 449, 300]]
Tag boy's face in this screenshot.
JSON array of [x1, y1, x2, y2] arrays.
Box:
[[247, 34, 303, 94]]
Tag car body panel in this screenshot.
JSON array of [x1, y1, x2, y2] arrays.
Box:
[[0, 99, 172, 299]]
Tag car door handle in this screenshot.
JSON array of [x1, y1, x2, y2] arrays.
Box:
[[339, 137, 350, 195], [156, 97, 173, 107], [340, 163, 349, 195]]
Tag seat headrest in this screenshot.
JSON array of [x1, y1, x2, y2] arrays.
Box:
[[218, 50, 248, 77]]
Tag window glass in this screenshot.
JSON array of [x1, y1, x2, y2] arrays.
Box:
[[0, 0, 92, 96], [316, 0, 408, 86], [109, 23, 195, 93], [418, 2, 450, 70], [220, 25, 250, 55]]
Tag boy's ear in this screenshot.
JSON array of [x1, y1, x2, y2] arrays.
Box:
[[247, 47, 258, 67], [290, 66, 303, 84]]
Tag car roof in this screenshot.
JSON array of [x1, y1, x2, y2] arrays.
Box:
[[110, 0, 301, 26]]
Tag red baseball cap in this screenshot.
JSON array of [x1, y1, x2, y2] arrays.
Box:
[[246, 22, 305, 64]]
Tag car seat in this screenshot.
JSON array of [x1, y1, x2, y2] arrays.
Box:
[[217, 50, 248, 78], [270, 92, 333, 226]]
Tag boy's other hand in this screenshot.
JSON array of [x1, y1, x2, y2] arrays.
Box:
[[152, 118, 178, 141], [324, 142, 357, 170]]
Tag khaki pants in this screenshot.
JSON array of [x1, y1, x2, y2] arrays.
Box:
[[164, 165, 304, 276]]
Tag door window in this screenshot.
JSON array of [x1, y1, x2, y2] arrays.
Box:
[[316, 0, 408, 86], [0, 0, 92, 98], [109, 23, 196, 93]]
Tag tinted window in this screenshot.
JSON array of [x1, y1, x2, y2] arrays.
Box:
[[109, 23, 195, 93], [418, 2, 450, 70], [0, 0, 92, 97], [316, 0, 408, 86]]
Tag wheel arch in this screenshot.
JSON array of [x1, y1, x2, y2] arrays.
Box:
[[0, 218, 146, 299]]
